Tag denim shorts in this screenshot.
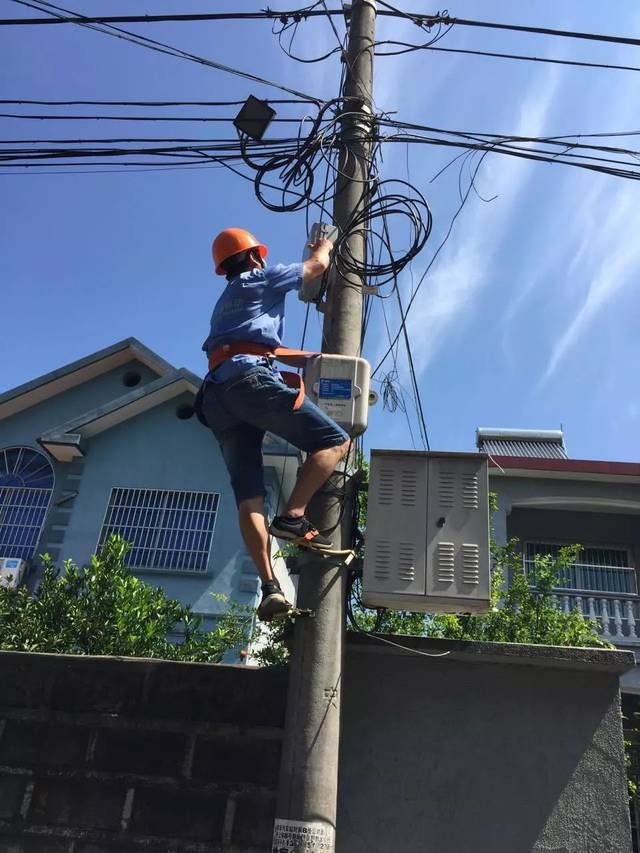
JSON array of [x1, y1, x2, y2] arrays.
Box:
[[199, 365, 349, 506]]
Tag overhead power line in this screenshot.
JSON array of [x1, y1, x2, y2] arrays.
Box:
[[400, 44, 640, 75], [375, 2, 640, 49], [0, 137, 284, 144], [0, 9, 354, 25], [0, 163, 227, 176], [433, 12, 640, 48], [0, 8, 392, 25], [6, 5, 640, 52], [0, 99, 311, 107], [0, 113, 305, 122], [8, 0, 323, 103], [4, 118, 640, 186]]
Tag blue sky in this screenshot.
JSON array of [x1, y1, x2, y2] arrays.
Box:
[[2, 0, 640, 462]]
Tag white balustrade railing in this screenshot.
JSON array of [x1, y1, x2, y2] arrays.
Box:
[[554, 592, 640, 646]]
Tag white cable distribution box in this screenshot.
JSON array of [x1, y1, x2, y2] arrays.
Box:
[[362, 450, 491, 614], [304, 354, 371, 437]]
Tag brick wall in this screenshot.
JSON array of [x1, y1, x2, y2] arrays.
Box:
[[0, 651, 288, 853]]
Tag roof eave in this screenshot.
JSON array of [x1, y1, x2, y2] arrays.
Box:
[[38, 370, 200, 457], [0, 338, 179, 421], [488, 455, 640, 484]]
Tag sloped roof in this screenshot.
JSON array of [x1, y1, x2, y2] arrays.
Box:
[[477, 428, 567, 459], [0, 338, 176, 421], [1, 337, 302, 462], [38, 369, 201, 461]]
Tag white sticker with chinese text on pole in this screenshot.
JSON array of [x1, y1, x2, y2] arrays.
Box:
[[272, 818, 335, 853]]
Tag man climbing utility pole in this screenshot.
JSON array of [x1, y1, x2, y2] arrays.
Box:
[[273, 2, 377, 851]]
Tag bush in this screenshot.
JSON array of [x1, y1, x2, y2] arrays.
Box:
[[0, 535, 255, 663]]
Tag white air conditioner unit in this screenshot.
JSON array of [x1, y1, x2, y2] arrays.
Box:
[[0, 557, 28, 590], [362, 450, 491, 614]]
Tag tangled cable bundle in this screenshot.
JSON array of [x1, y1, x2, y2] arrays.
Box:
[[272, 1, 346, 64], [238, 98, 343, 213], [332, 178, 432, 288]]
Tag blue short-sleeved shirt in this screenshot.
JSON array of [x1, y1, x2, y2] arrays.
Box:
[[202, 262, 303, 383]]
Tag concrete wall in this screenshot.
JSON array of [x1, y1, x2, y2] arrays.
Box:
[[0, 640, 633, 852], [0, 651, 287, 852], [489, 472, 640, 551], [338, 635, 634, 853]]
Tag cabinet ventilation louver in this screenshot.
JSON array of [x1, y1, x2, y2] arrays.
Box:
[[462, 543, 480, 584], [462, 473, 479, 509], [439, 471, 455, 507], [378, 469, 395, 506], [400, 470, 418, 507], [374, 540, 392, 580], [398, 542, 416, 582], [437, 542, 456, 584]]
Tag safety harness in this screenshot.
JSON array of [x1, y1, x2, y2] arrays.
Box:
[[206, 341, 317, 410]]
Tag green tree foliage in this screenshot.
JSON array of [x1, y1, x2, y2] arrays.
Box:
[[251, 619, 292, 667], [427, 539, 609, 647], [0, 535, 255, 663], [349, 484, 609, 648]]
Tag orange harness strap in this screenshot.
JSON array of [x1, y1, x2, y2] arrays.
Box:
[[207, 341, 317, 411]]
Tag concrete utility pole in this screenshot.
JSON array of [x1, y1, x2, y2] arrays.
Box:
[[273, 2, 376, 851]]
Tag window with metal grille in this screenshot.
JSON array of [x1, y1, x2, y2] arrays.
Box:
[[524, 542, 636, 595], [98, 488, 219, 573], [0, 447, 54, 562]]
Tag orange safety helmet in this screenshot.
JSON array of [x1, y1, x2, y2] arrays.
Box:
[[211, 227, 268, 275]]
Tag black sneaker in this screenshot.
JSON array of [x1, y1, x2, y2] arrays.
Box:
[[257, 583, 293, 622], [269, 515, 334, 551]]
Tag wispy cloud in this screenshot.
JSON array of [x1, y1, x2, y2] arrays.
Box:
[[532, 31, 640, 389], [538, 183, 640, 386], [386, 69, 560, 373]]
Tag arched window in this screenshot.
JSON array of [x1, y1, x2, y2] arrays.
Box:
[[0, 447, 54, 561]]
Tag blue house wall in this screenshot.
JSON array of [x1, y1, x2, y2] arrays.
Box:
[[59, 389, 258, 620], [0, 360, 163, 569], [0, 351, 294, 633]]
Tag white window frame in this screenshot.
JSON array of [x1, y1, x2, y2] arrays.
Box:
[[523, 539, 636, 596], [96, 487, 220, 575], [0, 446, 55, 563]]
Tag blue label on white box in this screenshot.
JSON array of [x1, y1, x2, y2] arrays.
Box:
[[319, 378, 352, 399], [5, 559, 19, 569]]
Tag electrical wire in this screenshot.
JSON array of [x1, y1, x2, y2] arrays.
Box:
[[8, 7, 640, 76], [379, 211, 429, 449], [332, 178, 433, 288], [357, 631, 451, 658], [375, 1, 640, 50], [0, 7, 372, 26], [422, 44, 640, 75], [0, 163, 228, 176], [8, 3, 637, 449], [6, 108, 640, 181], [0, 99, 312, 107], [0, 113, 310, 123], [372, 149, 490, 378], [8, 0, 324, 103], [273, 1, 344, 64], [9, 4, 640, 52]]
